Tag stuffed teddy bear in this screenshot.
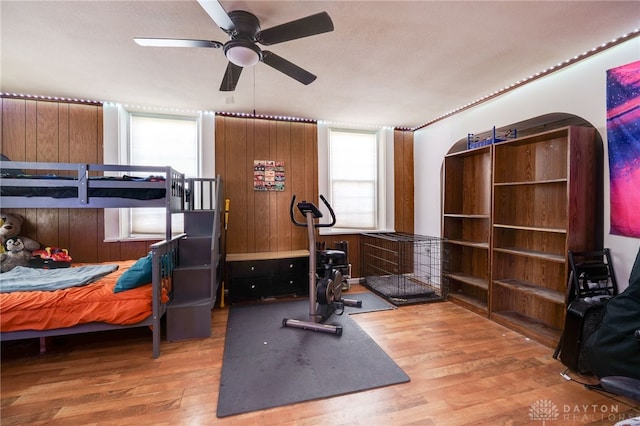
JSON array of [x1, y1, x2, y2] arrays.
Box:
[[1, 238, 32, 272], [0, 212, 40, 254]]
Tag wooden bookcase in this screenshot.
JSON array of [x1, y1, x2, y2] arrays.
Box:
[[442, 145, 492, 316], [490, 126, 598, 347], [443, 126, 599, 347]]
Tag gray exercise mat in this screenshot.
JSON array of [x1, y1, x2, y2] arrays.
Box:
[[216, 292, 408, 417]]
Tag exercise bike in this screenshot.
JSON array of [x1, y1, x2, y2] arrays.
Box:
[[282, 195, 361, 336]]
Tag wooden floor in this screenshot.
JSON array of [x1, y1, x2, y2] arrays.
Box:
[[2, 288, 638, 426]]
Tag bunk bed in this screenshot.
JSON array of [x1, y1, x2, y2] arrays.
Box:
[[0, 160, 223, 358], [0, 161, 185, 239]]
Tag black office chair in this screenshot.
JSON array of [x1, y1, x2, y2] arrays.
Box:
[[584, 247, 640, 406], [599, 376, 640, 401], [596, 328, 639, 402]]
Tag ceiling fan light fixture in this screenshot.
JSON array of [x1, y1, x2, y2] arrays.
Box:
[[135, 1, 335, 91], [224, 40, 261, 67]]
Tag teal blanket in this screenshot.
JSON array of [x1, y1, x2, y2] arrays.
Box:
[[0, 264, 118, 293]]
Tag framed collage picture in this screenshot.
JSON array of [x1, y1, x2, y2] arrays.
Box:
[[254, 160, 285, 191]]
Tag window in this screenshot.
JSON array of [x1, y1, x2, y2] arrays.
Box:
[[103, 104, 215, 240], [128, 114, 197, 236], [329, 129, 377, 228], [318, 123, 394, 234]]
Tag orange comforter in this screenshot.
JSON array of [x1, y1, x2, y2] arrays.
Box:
[[0, 260, 169, 332]]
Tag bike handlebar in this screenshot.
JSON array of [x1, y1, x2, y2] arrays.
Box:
[[290, 194, 337, 228]]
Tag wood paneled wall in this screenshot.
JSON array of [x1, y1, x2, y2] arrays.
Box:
[[394, 129, 414, 233], [214, 115, 318, 255], [214, 115, 415, 277], [0, 97, 151, 263], [1, 98, 414, 274]]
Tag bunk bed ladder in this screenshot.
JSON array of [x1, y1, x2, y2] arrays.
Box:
[[165, 176, 223, 341]]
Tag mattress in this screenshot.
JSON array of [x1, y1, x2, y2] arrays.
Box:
[[0, 260, 169, 332], [0, 175, 167, 200]]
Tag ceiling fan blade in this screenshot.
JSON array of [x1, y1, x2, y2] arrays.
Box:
[[220, 62, 243, 91], [197, 0, 235, 32], [258, 12, 334, 46], [261, 51, 317, 85], [134, 38, 223, 48]]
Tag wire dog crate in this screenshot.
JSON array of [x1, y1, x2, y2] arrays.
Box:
[[360, 233, 448, 305]]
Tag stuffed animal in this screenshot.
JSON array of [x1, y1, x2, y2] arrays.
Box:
[[1, 238, 32, 272], [0, 212, 40, 254]]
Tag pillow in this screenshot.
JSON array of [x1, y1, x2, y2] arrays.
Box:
[[114, 253, 152, 293]]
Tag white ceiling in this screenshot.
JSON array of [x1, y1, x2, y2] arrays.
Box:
[[1, 1, 639, 129]]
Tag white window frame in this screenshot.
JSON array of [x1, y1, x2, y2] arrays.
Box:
[[102, 104, 215, 241], [317, 122, 395, 235]]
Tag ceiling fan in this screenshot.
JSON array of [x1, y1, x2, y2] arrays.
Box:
[[134, 0, 334, 91]]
